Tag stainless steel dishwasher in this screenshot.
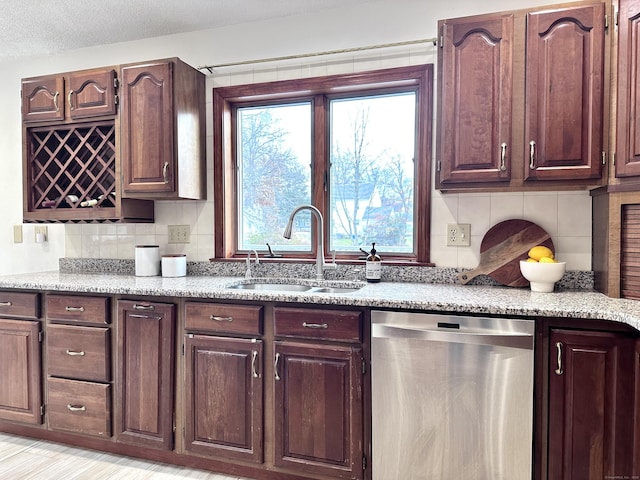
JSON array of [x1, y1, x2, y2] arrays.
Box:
[[371, 310, 534, 480]]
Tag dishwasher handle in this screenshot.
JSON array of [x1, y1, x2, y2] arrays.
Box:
[[372, 323, 533, 350]]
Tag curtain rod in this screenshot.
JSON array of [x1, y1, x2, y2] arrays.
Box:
[[198, 37, 438, 73]]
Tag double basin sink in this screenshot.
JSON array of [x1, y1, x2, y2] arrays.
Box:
[[227, 280, 363, 294]]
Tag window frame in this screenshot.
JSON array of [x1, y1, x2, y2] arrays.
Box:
[[213, 64, 433, 264]]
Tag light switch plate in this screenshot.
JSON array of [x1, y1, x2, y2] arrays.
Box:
[[447, 223, 471, 246], [13, 225, 23, 243]]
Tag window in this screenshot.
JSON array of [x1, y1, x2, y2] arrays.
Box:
[[213, 64, 433, 263]]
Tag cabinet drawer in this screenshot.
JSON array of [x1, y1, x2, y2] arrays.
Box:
[[0, 291, 40, 320], [47, 377, 111, 438], [47, 295, 109, 324], [274, 307, 362, 343], [47, 324, 110, 382], [185, 302, 263, 336]]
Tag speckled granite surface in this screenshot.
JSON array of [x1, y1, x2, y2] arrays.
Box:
[[58, 258, 595, 290], [0, 270, 638, 332]]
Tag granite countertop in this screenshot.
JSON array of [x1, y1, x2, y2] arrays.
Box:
[[0, 270, 639, 332]]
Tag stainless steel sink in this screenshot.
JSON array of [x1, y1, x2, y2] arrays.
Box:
[[311, 287, 361, 294], [227, 281, 363, 294], [228, 283, 312, 292]]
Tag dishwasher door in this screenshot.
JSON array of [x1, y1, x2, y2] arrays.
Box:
[[371, 311, 534, 480]]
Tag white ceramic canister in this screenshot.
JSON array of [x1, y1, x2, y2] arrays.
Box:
[[135, 245, 160, 276], [162, 254, 187, 277]]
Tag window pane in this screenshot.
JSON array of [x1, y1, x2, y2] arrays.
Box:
[[237, 103, 312, 251], [329, 92, 416, 253]]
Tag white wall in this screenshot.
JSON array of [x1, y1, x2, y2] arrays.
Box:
[[0, 0, 590, 274]]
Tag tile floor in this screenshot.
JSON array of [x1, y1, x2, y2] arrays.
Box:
[[0, 432, 250, 479]]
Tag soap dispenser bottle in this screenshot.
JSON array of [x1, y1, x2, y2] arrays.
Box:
[[365, 242, 381, 283]]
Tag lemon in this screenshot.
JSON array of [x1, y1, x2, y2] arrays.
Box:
[[539, 256, 556, 263], [526, 258, 538, 262], [528, 245, 554, 261]]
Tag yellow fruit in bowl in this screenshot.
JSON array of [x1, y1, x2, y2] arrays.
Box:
[[526, 258, 538, 262], [539, 256, 557, 263], [528, 245, 554, 261]]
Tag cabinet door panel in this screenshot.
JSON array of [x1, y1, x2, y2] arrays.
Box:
[[274, 341, 363, 480], [67, 70, 117, 119], [115, 300, 175, 450], [184, 335, 263, 462], [121, 62, 174, 194], [22, 76, 65, 122], [438, 14, 513, 185], [616, 0, 640, 177], [525, 4, 604, 181], [0, 319, 42, 424], [548, 329, 636, 480]]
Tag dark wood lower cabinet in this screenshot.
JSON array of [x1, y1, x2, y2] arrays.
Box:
[[0, 319, 42, 425], [115, 300, 175, 450], [183, 334, 263, 463], [273, 341, 363, 480], [548, 328, 639, 480]]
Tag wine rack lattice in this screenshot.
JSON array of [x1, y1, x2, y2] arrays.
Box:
[[28, 121, 116, 211]]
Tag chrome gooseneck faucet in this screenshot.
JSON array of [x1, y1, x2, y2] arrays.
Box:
[[283, 204, 335, 280]]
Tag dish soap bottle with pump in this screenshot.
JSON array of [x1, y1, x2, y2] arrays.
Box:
[[365, 242, 381, 283]]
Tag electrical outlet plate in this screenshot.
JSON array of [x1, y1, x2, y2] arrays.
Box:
[[168, 225, 190, 244], [34, 225, 48, 243], [447, 223, 471, 246]]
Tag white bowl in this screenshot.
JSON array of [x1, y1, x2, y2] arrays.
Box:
[[519, 260, 566, 292]]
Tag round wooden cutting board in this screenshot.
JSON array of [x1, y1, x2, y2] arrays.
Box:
[[458, 219, 554, 287]]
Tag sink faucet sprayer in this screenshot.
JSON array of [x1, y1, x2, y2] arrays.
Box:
[[245, 250, 259, 279], [283, 204, 336, 280]]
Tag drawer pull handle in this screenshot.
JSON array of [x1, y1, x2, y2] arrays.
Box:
[[0, 301, 12, 307], [162, 161, 170, 184], [65, 306, 85, 312], [133, 304, 155, 311], [129, 313, 161, 320], [274, 353, 281, 381], [68, 90, 74, 110], [67, 404, 86, 412], [303, 322, 328, 329], [555, 342, 563, 375], [251, 350, 259, 378], [210, 315, 233, 322], [65, 349, 85, 356], [500, 142, 507, 171]]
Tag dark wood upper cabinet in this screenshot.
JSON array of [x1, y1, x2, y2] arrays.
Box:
[[120, 58, 206, 200], [22, 68, 117, 123], [615, 0, 640, 179], [437, 2, 606, 191], [438, 13, 514, 185], [525, 3, 605, 182]]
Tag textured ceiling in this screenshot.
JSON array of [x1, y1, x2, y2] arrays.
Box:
[[0, 0, 372, 63]]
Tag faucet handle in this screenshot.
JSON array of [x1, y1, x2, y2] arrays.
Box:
[[325, 250, 338, 270]]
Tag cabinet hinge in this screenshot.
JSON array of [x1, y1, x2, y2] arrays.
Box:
[[615, 8, 619, 27], [612, 152, 616, 166], [38, 330, 43, 343], [602, 151, 607, 166], [436, 160, 441, 172], [362, 359, 367, 375], [40, 404, 45, 416], [605, 14, 609, 30], [181, 343, 185, 356], [114, 94, 119, 106], [363, 455, 368, 471], [113, 77, 119, 89]]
